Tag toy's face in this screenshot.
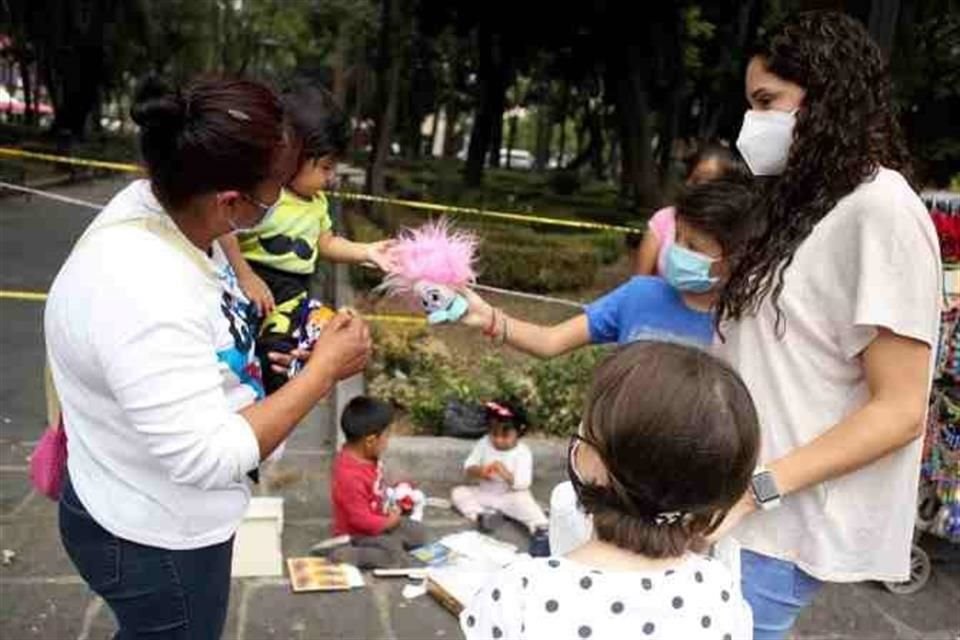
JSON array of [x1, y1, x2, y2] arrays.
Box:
[[413, 281, 456, 314]]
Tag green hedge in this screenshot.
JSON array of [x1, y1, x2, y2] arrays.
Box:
[[367, 326, 608, 437], [478, 243, 598, 292], [342, 206, 629, 294]]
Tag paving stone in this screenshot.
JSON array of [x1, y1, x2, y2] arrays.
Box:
[[284, 403, 335, 452], [240, 579, 386, 640], [0, 513, 76, 579], [0, 582, 110, 640], [0, 470, 33, 516], [260, 454, 333, 522], [382, 579, 462, 640], [0, 439, 33, 467]]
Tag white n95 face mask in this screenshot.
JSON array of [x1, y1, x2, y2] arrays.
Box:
[[736, 109, 797, 176]]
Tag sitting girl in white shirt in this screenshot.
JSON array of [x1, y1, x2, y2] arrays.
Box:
[[460, 341, 759, 639], [451, 400, 548, 535]]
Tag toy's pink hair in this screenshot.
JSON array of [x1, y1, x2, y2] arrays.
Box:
[[379, 218, 478, 296]]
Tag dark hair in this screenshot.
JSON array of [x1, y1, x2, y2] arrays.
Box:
[[717, 11, 912, 330], [675, 171, 759, 260], [282, 81, 349, 162], [341, 396, 394, 442], [576, 341, 759, 558], [131, 76, 293, 211], [684, 142, 744, 180], [485, 399, 529, 436]]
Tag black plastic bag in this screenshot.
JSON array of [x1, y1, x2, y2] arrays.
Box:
[[441, 399, 488, 439]]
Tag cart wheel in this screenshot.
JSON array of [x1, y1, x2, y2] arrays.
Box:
[[883, 544, 931, 595], [916, 483, 939, 530]]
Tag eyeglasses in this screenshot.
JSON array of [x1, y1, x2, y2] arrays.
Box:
[[241, 192, 278, 215]]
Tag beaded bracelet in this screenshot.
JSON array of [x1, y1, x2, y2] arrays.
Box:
[[495, 312, 508, 346]]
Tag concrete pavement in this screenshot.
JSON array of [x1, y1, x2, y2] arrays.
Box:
[[1, 178, 958, 639]]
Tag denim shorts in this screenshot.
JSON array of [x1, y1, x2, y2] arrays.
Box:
[[59, 476, 234, 639], [741, 549, 824, 640]]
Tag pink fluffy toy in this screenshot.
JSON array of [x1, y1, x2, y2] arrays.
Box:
[[379, 218, 478, 324]]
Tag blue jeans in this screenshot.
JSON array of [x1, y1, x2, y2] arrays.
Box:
[[59, 476, 234, 639], [741, 549, 824, 640]]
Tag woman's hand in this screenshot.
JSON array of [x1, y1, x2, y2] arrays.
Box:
[[365, 240, 397, 272], [306, 311, 372, 382], [459, 287, 496, 330], [238, 271, 275, 317]]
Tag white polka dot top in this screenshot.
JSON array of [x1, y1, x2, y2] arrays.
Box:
[[460, 553, 752, 640]]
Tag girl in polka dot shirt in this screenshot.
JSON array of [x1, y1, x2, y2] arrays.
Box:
[[460, 341, 758, 639]]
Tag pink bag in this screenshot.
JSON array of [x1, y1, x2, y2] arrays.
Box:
[[30, 416, 67, 500]]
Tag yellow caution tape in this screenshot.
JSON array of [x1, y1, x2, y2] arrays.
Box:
[[0, 146, 642, 234], [328, 191, 641, 234], [0, 290, 49, 302], [0, 147, 140, 173]]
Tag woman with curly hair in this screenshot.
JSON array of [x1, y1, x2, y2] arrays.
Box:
[[710, 12, 942, 639]]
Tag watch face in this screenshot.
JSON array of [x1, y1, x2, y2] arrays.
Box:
[[752, 472, 780, 503]]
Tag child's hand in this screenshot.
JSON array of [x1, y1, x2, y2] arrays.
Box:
[[365, 240, 397, 272], [384, 507, 403, 530], [483, 463, 502, 479], [706, 490, 756, 544], [238, 271, 275, 317], [490, 461, 510, 480], [459, 287, 495, 330], [266, 348, 310, 375]]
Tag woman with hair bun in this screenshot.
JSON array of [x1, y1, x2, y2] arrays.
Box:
[[713, 12, 942, 639], [45, 76, 371, 638]]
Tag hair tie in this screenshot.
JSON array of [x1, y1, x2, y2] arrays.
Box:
[[651, 511, 687, 526], [227, 108, 251, 122]]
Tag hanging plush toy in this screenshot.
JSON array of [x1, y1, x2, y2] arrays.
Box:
[[379, 218, 478, 324], [287, 299, 337, 378], [385, 481, 426, 522]]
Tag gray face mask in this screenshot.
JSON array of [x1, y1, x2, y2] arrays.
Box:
[[735, 109, 797, 176]]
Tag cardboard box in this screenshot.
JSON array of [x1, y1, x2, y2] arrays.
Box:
[[231, 497, 284, 577]]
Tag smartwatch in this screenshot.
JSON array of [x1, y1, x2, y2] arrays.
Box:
[[750, 466, 781, 510]]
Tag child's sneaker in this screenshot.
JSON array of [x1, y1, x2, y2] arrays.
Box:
[[308, 534, 351, 557], [528, 525, 550, 557]]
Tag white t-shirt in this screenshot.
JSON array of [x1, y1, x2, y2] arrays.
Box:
[[464, 436, 534, 492], [716, 168, 942, 582], [45, 180, 263, 550], [460, 554, 752, 640]]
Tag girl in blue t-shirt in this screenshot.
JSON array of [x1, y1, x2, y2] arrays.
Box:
[[460, 172, 757, 352]]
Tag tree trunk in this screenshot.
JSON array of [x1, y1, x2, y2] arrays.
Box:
[[566, 107, 605, 179], [429, 105, 442, 157], [443, 103, 460, 158], [658, 85, 682, 183], [589, 111, 605, 180], [613, 46, 659, 208], [489, 106, 504, 168], [332, 25, 349, 106], [18, 57, 36, 126], [464, 23, 499, 186], [868, 0, 901, 58], [487, 51, 509, 170], [534, 104, 551, 171], [505, 114, 518, 169], [367, 0, 401, 198], [555, 82, 569, 166]]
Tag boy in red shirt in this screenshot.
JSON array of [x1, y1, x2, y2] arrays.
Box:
[[311, 396, 426, 567]]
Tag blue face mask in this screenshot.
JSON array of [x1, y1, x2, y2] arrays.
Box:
[[664, 244, 719, 293]]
